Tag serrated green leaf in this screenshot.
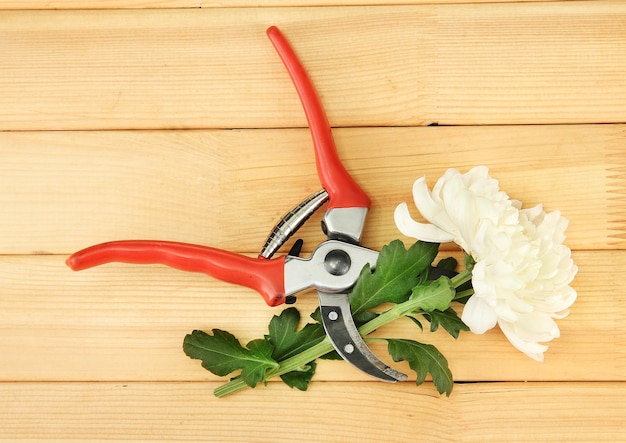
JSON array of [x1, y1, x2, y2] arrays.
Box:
[[436, 256, 458, 272], [310, 307, 322, 324], [279, 361, 317, 391], [407, 315, 424, 331], [318, 350, 342, 360], [410, 276, 455, 312], [266, 308, 326, 361], [265, 308, 327, 391], [350, 240, 439, 316], [387, 338, 453, 396], [352, 310, 380, 327], [425, 307, 470, 339], [183, 329, 278, 388]]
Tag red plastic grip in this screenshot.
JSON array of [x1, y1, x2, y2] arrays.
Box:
[[266, 26, 371, 210], [66, 240, 287, 307]]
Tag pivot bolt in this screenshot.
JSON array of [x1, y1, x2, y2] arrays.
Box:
[[324, 249, 351, 276]]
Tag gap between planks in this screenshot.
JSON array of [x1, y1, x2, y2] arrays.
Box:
[[1, 3, 625, 130], [0, 381, 624, 442], [1, 124, 625, 254], [0, 0, 570, 9], [0, 250, 623, 382]]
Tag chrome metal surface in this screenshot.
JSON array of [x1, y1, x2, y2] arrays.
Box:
[[322, 207, 368, 244], [259, 189, 329, 259], [283, 240, 378, 296]]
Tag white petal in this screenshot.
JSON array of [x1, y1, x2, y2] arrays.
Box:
[[412, 177, 458, 235], [515, 312, 560, 341], [521, 203, 544, 222], [466, 165, 490, 181], [396, 166, 577, 361], [432, 168, 462, 200], [499, 320, 548, 362], [494, 300, 519, 323], [549, 286, 577, 314], [458, 190, 480, 246], [393, 203, 455, 242], [461, 295, 498, 334]]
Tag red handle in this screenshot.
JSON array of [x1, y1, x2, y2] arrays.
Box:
[[67, 240, 287, 306], [267, 26, 370, 210]]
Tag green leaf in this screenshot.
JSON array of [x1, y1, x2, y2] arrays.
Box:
[[350, 240, 439, 317], [318, 351, 342, 360], [266, 308, 326, 361], [183, 329, 279, 388], [436, 256, 458, 272], [425, 307, 470, 339], [409, 276, 455, 312], [387, 338, 453, 396], [407, 315, 424, 332], [310, 306, 322, 324], [464, 253, 476, 272], [279, 361, 317, 391], [265, 308, 327, 391]]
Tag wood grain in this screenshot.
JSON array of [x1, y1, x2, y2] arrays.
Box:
[[1, 124, 624, 255], [0, 382, 624, 442], [0, 0, 566, 8], [1, 2, 625, 441], [0, 250, 622, 382], [1, 3, 625, 130]]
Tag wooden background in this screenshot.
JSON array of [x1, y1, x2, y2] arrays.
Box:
[[1, 1, 625, 441]]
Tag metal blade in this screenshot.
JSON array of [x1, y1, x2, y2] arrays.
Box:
[[317, 291, 407, 382]]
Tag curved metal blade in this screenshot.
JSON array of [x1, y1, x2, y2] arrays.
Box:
[[318, 291, 407, 382]]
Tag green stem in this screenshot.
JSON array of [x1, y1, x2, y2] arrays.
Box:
[[451, 269, 472, 288], [453, 288, 474, 300], [214, 269, 473, 397], [214, 337, 335, 398]]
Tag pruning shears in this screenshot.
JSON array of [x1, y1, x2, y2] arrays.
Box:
[[67, 26, 408, 383]]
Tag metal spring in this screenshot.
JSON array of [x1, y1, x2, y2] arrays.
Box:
[[259, 189, 329, 259]]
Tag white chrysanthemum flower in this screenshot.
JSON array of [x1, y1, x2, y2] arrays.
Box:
[[394, 166, 577, 361]]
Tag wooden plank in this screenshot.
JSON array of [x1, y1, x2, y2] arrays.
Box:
[[1, 125, 623, 255], [0, 0, 567, 9], [0, 250, 622, 382], [1, 3, 625, 130], [0, 381, 624, 442], [1, 2, 622, 441]]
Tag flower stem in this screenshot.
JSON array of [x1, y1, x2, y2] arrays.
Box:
[[214, 269, 472, 397], [453, 288, 474, 300], [214, 337, 335, 398], [451, 269, 472, 288]]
